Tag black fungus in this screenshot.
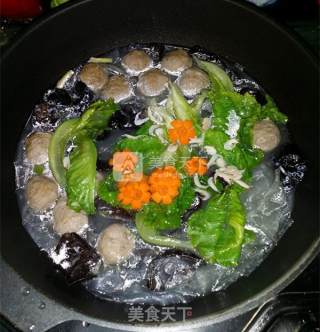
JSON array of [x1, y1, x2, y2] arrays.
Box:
[[95, 198, 135, 222], [273, 144, 307, 193], [96, 159, 112, 172], [45, 88, 73, 106], [239, 86, 267, 106], [32, 102, 60, 128], [70, 81, 94, 107], [218, 177, 229, 188], [108, 103, 146, 130], [181, 194, 202, 223], [53, 233, 102, 284], [145, 250, 202, 291]]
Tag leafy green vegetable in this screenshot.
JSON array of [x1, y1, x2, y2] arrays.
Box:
[[167, 83, 202, 133], [138, 177, 195, 231], [77, 100, 119, 138], [204, 85, 286, 183], [207, 87, 287, 149], [191, 90, 209, 113], [261, 96, 288, 124], [214, 189, 245, 265], [199, 58, 286, 150], [137, 202, 181, 231], [135, 178, 195, 249], [49, 118, 79, 187], [136, 216, 194, 251], [187, 186, 245, 266], [135, 121, 153, 135], [115, 135, 166, 172], [195, 58, 234, 92], [66, 133, 97, 214], [175, 177, 196, 213], [33, 164, 44, 175], [133, 58, 286, 267], [204, 129, 263, 179], [97, 172, 119, 206], [49, 100, 118, 187], [175, 145, 191, 173]]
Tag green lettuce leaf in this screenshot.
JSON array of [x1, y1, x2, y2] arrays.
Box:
[[195, 58, 234, 92], [135, 120, 153, 135], [97, 172, 119, 206], [167, 83, 202, 133], [66, 133, 97, 214], [261, 96, 288, 124], [207, 88, 287, 147], [49, 118, 79, 187], [49, 99, 118, 187], [187, 186, 245, 266], [204, 129, 263, 179], [77, 99, 119, 138]]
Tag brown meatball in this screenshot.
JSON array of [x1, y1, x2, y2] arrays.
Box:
[[177, 67, 210, 97], [26, 176, 58, 211], [53, 198, 88, 235], [100, 75, 131, 103], [253, 119, 281, 152], [25, 132, 52, 165], [79, 63, 108, 92], [97, 224, 135, 265], [161, 49, 192, 75], [122, 50, 152, 75], [137, 69, 169, 97]]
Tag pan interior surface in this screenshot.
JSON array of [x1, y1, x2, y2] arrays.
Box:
[[1, 0, 318, 325]]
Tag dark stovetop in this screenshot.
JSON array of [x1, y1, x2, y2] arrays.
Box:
[[0, 0, 319, 331]]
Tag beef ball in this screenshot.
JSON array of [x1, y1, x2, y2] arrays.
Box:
[[253, 119, 281, 152], [25, 132, 52, 165], [97, 224, 135, 265], [161, 49, 192, 75], [53, 198, 88, 235], [177, 67, 210, 97], [137, 69, 169, 97], [26, 176, 58, 211], [79, 63, 109, 92], [100, 75, 131, 103], [122, 50, 152, 75]]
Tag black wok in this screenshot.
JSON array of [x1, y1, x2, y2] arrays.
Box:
[[1, 0, 319, 330]]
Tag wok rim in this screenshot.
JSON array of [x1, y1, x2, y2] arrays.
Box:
[[1, 0, 319, 329]]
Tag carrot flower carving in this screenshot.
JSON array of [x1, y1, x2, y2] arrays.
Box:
[[168, 120, 196, 145], [117, 176, 151, 210], [185, 157, 208, 176], [148, 166, 181, 204]]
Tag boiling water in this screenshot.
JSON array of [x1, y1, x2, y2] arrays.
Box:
[[15, 44, 294, 305]]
